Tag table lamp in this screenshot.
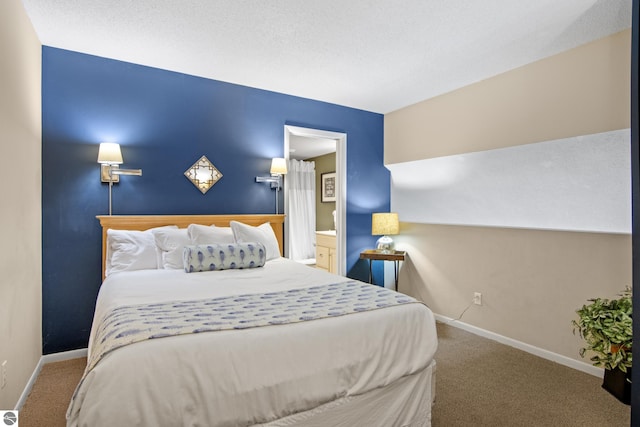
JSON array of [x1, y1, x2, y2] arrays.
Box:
[[371, 212, 399, 253]]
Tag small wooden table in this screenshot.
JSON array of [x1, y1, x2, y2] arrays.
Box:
[[359, 250, 406, 291]]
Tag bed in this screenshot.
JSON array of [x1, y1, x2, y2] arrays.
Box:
[[67, 214, 438, 427]]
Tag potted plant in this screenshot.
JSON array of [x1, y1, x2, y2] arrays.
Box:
[[572, 288, 632, 404]]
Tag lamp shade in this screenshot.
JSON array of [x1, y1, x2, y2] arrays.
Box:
[[270, 157, 288, 175], [97, 143, 123, 164], [371, 213, 399, 236]]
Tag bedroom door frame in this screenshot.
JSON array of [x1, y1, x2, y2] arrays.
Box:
[[284, 125, 347, 276], [630, 0, 638, 415]]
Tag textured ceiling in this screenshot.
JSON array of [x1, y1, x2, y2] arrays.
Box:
[[22, 0, 632, 113]]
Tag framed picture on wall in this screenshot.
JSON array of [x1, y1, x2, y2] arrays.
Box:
[[321, 172, 336, 203]]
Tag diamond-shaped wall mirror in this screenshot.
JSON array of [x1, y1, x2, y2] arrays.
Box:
[[184, 155, 222, 194]]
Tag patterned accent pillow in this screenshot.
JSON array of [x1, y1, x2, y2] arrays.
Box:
[[183, 242, 266, 273]]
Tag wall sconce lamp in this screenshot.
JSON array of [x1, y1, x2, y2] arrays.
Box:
[[97, 142, 142, 215], [256, 157, 288, 214], [372, 212, 399, 253]]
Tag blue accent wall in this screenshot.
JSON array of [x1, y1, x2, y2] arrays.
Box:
[[42, 47, 389, 354]]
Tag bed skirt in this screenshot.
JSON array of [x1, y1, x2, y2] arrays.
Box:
[[260, 359, 437, 427]]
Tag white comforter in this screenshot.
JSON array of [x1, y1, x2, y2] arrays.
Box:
[[67, 258, 438, 427]]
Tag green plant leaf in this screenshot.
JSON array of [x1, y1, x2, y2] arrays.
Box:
[[572, 289, 632, 375]]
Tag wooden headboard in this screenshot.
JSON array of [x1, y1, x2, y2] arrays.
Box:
[[97, 214, 285, 280]]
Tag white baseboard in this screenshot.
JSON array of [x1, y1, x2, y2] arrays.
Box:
[[434, 314, 603, 378], [41, 348, 87, 364], [15, 348, 88, 410], [15, 358, 43, 410]]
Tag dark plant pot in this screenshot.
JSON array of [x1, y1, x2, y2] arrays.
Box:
[[602, 366, 631, 405]]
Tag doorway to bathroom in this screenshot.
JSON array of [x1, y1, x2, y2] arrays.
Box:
[[283, 125, 346, 276]]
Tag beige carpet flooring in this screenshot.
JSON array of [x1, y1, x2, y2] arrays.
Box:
[[18, 322, 631, 426], [431, 322, 630, 426], [19, 356, 85, 427]]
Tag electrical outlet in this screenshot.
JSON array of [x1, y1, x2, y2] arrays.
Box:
[[1, 360, 7, 389], [473, 292, 482, 306]]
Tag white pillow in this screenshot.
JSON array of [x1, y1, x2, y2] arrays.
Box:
[[188, 224, 235, 245], [106, 226, 177, 277], [152, 228, 191, 269], [230, 221, 281, 261]]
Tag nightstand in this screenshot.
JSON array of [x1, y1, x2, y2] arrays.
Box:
[[359, 250, 406, 291]]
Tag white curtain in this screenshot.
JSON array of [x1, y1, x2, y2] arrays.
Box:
[[288, 159, 316, 261]]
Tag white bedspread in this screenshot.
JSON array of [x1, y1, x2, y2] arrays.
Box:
[[67, 258, 438, 427]]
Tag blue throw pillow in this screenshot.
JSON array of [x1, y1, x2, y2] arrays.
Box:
[[183, 242, 266, 273]]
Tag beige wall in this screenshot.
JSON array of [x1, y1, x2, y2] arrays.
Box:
[[311, 152, 336, 231], [385, 30, 630, 163], [0, 0, 42, 408], [396, 224, 631, 361], [385, 30, 631, 367]]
